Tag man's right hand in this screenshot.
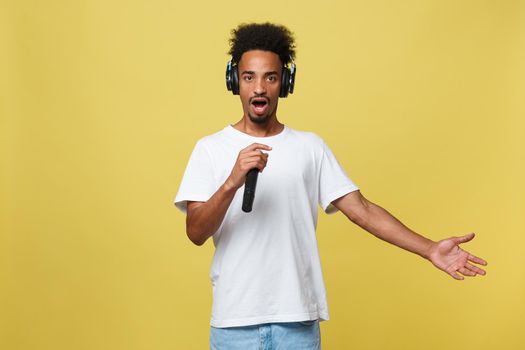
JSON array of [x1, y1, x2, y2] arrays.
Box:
[[225, 143, 272, 190]]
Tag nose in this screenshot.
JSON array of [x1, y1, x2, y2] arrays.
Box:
[[254, 77, 267, 95]]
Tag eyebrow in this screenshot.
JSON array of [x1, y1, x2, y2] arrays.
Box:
[[240, 70, 279, 76]]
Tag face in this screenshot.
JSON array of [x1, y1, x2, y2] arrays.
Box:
[[237, 50, 282, 125]]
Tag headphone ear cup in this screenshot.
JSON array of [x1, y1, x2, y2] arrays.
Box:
[[232, 65, 239, 95], [226, 62, 233, 92], [225, 61, 240, 95], [280, 67, 290, 98], [288, 63, 296, 94]]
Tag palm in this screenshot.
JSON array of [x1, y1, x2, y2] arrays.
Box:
[[428, 233, 487, 280]]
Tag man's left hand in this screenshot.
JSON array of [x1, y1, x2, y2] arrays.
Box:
[[427, 233, 488, 280]]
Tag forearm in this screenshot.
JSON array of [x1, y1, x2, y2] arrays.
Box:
[[186, 182, 238, 245], [352, 201, 435, 259]]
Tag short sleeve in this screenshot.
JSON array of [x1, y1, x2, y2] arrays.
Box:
[[318, 141, 359, 214], [174, 140, 216, 213]]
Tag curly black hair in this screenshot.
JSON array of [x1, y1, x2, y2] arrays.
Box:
[[228, 22, 296, 66]]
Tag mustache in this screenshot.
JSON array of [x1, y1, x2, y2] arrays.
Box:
[[249, 96, 270, 104]]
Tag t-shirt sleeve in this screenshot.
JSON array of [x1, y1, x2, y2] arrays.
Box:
[[174, 140, 216, 214], [318, 141, 359, 214]]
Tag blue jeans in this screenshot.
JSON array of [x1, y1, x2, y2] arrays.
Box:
[[210, 320, 321, 350]]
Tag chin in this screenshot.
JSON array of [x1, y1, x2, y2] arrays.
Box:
[[248, 113, 270, 124]]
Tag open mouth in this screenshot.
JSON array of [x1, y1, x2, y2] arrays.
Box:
[[250, 98, 269, 115]]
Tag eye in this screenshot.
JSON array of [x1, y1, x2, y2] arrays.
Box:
[[243, 75, 253, 81], [267, 75, 277, 82]]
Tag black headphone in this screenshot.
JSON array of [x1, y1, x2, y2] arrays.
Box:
[[225, 56, 296, 98]]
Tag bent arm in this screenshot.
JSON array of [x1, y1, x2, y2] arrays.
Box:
[[332, 190, 434, 259], [184, 142, 271, 246], [186, 182, 238, 246]]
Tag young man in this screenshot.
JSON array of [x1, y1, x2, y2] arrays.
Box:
[[174, 23, 487, 350]]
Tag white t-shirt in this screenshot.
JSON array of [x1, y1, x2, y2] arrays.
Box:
[[174, 124, 359, 328]]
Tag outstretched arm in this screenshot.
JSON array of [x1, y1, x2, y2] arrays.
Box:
[[332, 190, 487, 280]]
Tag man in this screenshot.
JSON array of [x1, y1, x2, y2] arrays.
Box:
[[174, 22, 487, 350]]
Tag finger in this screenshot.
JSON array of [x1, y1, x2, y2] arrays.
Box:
[[242, 155, 268, 167], [458, 267, 476, 277], [242, 150, 270, 158], [452, 232, 475, 245], [242, 159, 268, 172], [465, 263, 486, 276], [468, 254, 488, 266], [449, 271, 464, 280], [243, 143, 272, 152]]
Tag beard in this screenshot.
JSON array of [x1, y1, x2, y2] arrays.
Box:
[[248, 112, 271, 125], [247, 102, 276, 125]]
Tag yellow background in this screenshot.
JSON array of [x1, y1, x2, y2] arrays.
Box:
[[2, 0, 524, 349]]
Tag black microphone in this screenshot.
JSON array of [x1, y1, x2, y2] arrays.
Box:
[[242, 168, 259, 213]]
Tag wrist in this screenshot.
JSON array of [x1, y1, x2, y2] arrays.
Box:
[[223, 178, 239, 193], [421, 239, 437, 260]]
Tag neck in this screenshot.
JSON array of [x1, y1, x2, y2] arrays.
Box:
[[232, 116, 284, 137]]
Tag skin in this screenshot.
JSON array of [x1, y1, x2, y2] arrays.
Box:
[[184, 49, 488, 280], [238, 50, 281, 127]]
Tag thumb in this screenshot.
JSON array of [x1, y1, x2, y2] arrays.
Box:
[[452, 232, 475, 245]]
